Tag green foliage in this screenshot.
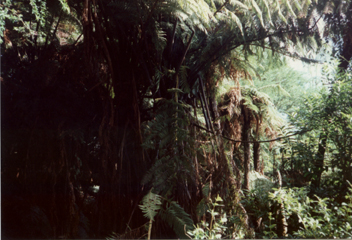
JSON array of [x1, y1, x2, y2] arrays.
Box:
[[241, 172, 275, 238], [0, 1, 14, 42], [286, 64, 352, 192], [139, 191, 162, 240], [139, 190, 162, 221], [188, 195, 231, 239], [0, 0, 29, 45], [159, 200, 194, 238], [263, 212, 277, 239], [1, 0, 80, 48], [244, 51, 323, 115], [268, 183, 352, 238], [192, 194, 251, 239], [29, 0, 48, 27], [139, 190, 194, 238], [142, 99, 195, 194], [249, 171, 274, 193]]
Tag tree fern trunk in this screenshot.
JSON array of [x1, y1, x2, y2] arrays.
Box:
[[242, 107, 251, 191], [276, 170, 287, 237], [253, 141, 260, 172]]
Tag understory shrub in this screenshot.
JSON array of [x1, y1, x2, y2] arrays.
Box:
[[268, 182, 352, 238]]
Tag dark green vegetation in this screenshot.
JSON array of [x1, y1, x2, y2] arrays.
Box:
[[1, 0, 352, 239]]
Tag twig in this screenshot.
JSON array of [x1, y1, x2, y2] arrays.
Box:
[[73, 33, 83, 46], [214, 0, 229, 16]]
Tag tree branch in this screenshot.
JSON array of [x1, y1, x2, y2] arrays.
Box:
[[214, 0, 229, 16]]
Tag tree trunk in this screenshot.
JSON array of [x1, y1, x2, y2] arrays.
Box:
[[339, 3, 352, 70], [210, 94, 236, 187], [272, 151, 276, 178], [242, 107, 251, 191], [312, 132, 327, 188], [276, 170, 288, 237], [253, 141, 260, 172]]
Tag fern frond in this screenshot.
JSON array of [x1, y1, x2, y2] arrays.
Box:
[[242, 95, 259, 113], [229, 0, 249, 10], [284, 0, 297, 17], [159, 200, 194, 238], [275, 0, 287, 24], [202, 182, 210, 197], [227, 10, 244, 37], [196, 198, 208, 217], [139, 191, 162, 221], [251, 0, 264, 27]]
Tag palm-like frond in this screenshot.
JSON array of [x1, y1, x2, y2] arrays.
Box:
[[139, 191, 162, 221]]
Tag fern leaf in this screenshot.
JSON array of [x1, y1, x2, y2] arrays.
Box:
[[262, 0, 273, 26], [276, 0, 287, 24], [242, 95, 259, 113], [196, 198, 208, 217], [292, 0, 302, 11], [251, 0, 264, 27], [229, 11, 244, 37], [159, 201, 194, 238], [284, 0, 297, 17], [202, 182, 210, 197], [139, 191, 162, 221], [229, 0, 249, 10]]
